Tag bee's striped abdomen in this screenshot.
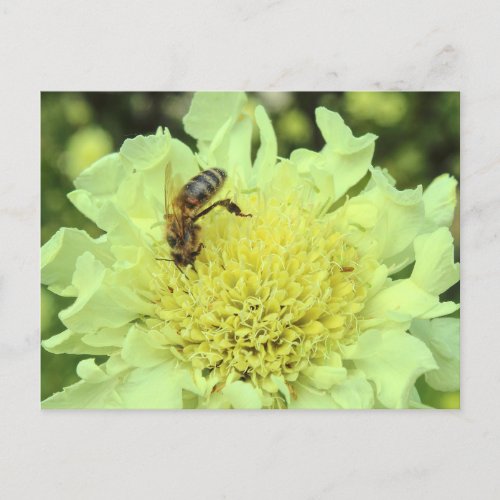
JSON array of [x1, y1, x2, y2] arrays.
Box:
[[180, 168, 226, 210]]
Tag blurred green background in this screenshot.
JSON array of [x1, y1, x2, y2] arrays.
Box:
[[41, 92, 460, 408]]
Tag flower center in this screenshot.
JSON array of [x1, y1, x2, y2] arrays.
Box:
[[153, 195, 370, 392]]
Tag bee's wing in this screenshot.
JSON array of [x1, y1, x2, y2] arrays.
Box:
[[164, 163, 185, 232], [163, 163, 173, 214]]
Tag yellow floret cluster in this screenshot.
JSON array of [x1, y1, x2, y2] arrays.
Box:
[[152, 195, 372, 399]]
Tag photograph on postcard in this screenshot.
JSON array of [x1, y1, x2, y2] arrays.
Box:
[[41, 92, 460, 409]]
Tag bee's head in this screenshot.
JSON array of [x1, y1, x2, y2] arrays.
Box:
[[166, 228, 193, 249], [166, 215, 194, 249], [171, 250, 195, 268], [166, 233, 178, 248], [165, 215, 183, 248]]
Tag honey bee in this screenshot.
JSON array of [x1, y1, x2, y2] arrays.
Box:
[[162, 165, 251, 271]]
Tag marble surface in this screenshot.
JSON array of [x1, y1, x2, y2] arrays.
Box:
[[1, 0, 499, 498]]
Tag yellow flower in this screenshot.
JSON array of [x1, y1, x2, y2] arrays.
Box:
[[41, 93, 459, 409]]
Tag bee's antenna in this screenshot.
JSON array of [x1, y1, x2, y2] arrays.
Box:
[[164, 163, 169, 214]]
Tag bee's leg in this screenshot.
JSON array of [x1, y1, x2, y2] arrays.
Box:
[[189, 243, 205, 274], [193, 199, 252, 221], [191, 242, 204, 258]]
